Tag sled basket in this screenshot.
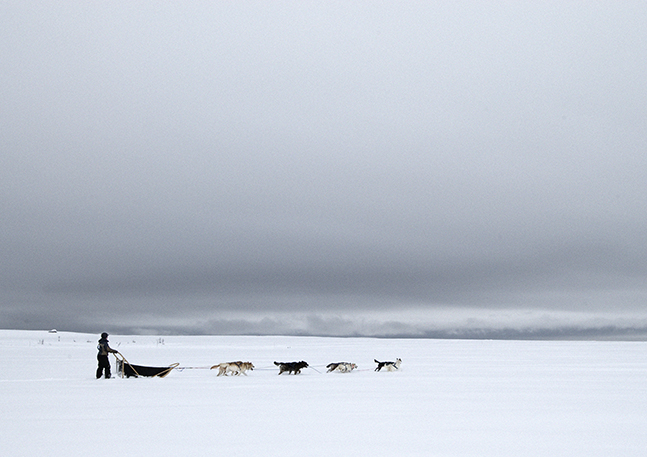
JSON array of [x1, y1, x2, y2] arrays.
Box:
[[114, 353, 179, 378]]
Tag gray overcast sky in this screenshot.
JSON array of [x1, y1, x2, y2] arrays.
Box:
[[2, 2, 647, 338]]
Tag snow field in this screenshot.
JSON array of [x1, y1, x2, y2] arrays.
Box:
[[1, 330, 646, 456]]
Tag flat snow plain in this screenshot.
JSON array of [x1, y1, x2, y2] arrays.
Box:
[[1, 330, 646, 456]]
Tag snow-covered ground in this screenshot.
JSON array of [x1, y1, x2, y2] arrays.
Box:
[[1, 330, 646, 456]]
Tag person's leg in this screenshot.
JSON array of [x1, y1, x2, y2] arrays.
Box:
[[97, 355, 110, 378]]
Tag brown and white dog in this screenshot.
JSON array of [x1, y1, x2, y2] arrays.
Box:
[[210, 361, 254, 376], [326, 362, 357, 373], [374, 358, 401, 372], [274, 361, 309, 375]]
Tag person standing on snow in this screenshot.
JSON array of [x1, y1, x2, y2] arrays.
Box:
[[96, 332, 118, 378]]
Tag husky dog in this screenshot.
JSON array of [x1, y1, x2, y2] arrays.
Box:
[[326, 362, 357, 373], [210, 361, 254, 376], [274, 361, 309, 375], [374, 358, 402, 372]]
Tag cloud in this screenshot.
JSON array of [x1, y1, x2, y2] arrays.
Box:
[[2, 2, 647, 339]]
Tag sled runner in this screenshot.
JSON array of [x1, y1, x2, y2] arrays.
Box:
[[114, 352, 179, 378]]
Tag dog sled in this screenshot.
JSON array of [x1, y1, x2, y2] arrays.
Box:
[[113, 352, 179, 378]]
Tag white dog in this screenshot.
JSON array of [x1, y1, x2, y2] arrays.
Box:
[[210, 361, 254, 376], [374, 358, 401, 372], [326, 362, 357, 373]]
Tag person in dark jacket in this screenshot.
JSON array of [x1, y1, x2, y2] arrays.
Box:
[[96, 332, 118, 378]]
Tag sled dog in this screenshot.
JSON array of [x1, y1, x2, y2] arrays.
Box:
[[326, 362, 357, 373], [274, 361, 309, 375], [374, 358, 402, 372], [210, 361, 254, 376]]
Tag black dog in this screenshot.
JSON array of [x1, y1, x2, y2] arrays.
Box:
[[274, 361, 309, 375]]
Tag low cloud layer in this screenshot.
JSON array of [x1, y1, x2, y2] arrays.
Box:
[[2, 2, 647, 339]]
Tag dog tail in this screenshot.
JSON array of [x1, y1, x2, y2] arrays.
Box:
[[374, 359, 381, 364], [274, 361, 280, 366], [210, 364, 220, 370]]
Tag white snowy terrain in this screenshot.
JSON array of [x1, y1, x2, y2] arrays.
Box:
[[1, 329, 646, 456]]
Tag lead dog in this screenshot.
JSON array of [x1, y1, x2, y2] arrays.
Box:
[[326, 362, 357, 373], [274, 361, 309, 375], [374, 358, 402, 372], [210, 361, 254, 376]]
